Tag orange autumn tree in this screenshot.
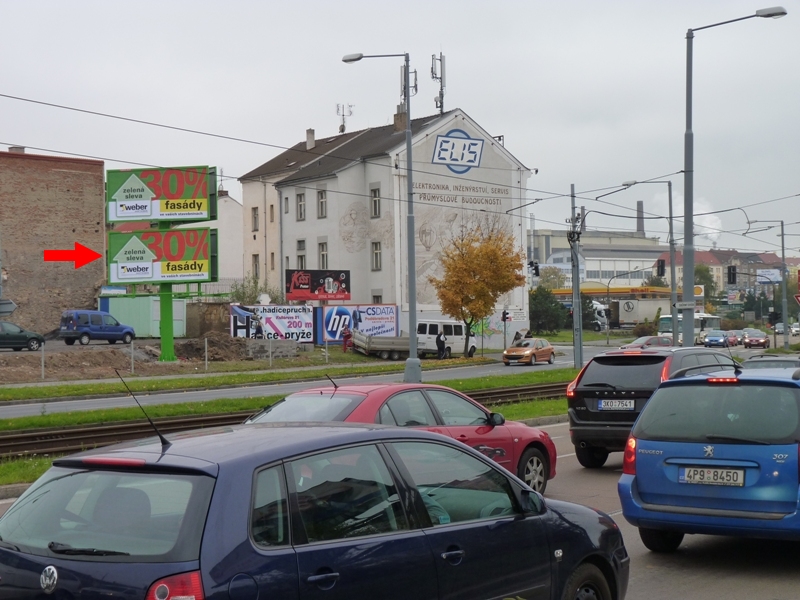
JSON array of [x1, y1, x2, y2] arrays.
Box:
[[428, 216, 526, 356]]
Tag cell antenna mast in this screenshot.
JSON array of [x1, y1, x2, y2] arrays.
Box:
[[400, 64, 418, 110], [336, 103, 354, 133], [431, 53, 446, 114]]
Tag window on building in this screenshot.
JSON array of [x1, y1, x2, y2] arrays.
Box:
[[297, 255, 306, 269], [251, 207, 259, 232], [601, 270, 614, 279], [270, 252, 275, 271], [297, 239, 306, 252], [319, 243, 328, 269], [296, 194, 305, 221], [270, 204, 275, 223], [586, 270, 600, 279], [372, 295, 383, 304], [284, 197, 289, 214], [553, 257, 564, 264], [252, 255, 260, 280], [285, 256, 289, 269], [371, 242, 382, 271], [371, 188, 381, 218], [317, 190, 327, 219]]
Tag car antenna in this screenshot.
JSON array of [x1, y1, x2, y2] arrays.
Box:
[[115, 369, 171, 450], [325, 374, 339, 394]]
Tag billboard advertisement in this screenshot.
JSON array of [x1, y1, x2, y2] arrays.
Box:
[[230, 305, 313, 342], [757, 268, 782, 284], [108, 229, 216, 284], [106, 166, 215, 222], [319, 305, 399, 342], [285, 269, 351, 301]]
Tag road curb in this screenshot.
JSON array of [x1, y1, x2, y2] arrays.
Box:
[[0, 483, 30, 500], [520, 414, 569, 427]]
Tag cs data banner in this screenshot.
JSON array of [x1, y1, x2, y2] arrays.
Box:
[[107, 166, 215, 222], [320, 305, 398, 342]]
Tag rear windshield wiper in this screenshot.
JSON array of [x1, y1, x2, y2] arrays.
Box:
[[48, 541, 129, 556], [705, 434, 769, 445]]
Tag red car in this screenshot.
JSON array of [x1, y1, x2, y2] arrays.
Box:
[[245, 382, 557, 494], [619, 335, 673, 349]]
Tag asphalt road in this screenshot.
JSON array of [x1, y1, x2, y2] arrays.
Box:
[[540, 420, 800, 600]]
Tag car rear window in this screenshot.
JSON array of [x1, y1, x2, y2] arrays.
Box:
[[633, 382, 800, 444], [0, 467, 214, 562], [743, 360, 800, 369], [579, 355, 667, 389], [248, 393, 364, 423]]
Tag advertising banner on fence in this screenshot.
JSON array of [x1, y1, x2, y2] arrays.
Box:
[[320, 305, 399, 342], [285, 269, 351, 301], [230, 305, 314, 342]]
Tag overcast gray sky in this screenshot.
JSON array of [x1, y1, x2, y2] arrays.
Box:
[[3, 0, 798, 257]]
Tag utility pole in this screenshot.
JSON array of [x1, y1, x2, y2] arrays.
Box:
[[568, 184, 583, 368]]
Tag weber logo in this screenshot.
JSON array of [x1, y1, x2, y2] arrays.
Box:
[[117, 201, 151, 216], [118, 263, 153, 279]]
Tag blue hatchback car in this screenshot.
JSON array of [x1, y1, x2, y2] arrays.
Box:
[[619, 368, 800, 552], [702, 330, 729, 348], [0, 423, 629, 599]]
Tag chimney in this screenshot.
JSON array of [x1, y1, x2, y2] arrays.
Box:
[[8, 146, 25, 154], [306, 128, 315, 150], [393, 103, 407, 132], [636, 201, 645, 234]]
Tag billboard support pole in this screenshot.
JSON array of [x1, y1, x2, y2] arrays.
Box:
[[158, 223, 176, 362]]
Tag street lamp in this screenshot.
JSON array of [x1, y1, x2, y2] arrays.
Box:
[[683, 6, 787, 353], [749, 219, 790, 349], [606, 268, 641, 346], [343, 51, 421, 382], [621, 180, 679, 344]]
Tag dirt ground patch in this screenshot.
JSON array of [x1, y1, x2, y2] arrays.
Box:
[[0, 332, 251, 384]]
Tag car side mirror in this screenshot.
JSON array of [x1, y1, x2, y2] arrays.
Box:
[[488, 412, 505, 426], [520, 489, 544, 515]]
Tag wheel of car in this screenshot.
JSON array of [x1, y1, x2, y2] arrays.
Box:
[[379, 350, 390, 360], [529, 354, 537, 366], [27, 339, 41, 351], [64, 338, 75, 346], [560, 562, 612, 600], [638, 527, 684, 553], [389, 350, 401, 361], [108, 339, 117, 344], [517, 447, 548, 494], [548, 353, 555, 364], [79, 333, 91, 345], [468, 346, 475, 358], [593, 322, 601, 332], [122, 333, 133, 344], [503, 361, 510, 367], [13, 347, 22, 352], [575, 446, 609, 469], [443, 348, 451, 359]]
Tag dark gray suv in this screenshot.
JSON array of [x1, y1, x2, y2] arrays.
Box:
[[567, 347, 739, 468]]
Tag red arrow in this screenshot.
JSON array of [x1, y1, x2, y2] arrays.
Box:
[[44, 242, 103, 269]]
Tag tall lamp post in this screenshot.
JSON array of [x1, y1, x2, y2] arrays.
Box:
[[605, 268, 640, 345], [622, 180, 678, 343], [683, 6, 787, 351], [343, 51, 421, 382], [750, 219, 790, 349]]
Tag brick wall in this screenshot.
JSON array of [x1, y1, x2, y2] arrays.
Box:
[[0, 150, 106, 333]]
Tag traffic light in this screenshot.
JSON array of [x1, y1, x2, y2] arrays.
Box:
[[656, 259, 666, 277], [501, 310, 509, 322], [727, 265, 736, 285], [528, 261, 540, 276]]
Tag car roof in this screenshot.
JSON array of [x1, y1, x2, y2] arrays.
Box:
[[743, 355, 800, 362], [660, 368, 800, 387], [596, 346, 729, 358], [61, 422, 454, 473], [284, 382, 462, 395]]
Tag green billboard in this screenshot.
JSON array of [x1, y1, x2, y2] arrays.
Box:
[[106, 166, 217, 223], [107, 229, 218, 284]]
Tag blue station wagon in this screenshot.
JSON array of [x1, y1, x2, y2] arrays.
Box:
[[0, 423, 629, 599], [619, 368, 800, 552]]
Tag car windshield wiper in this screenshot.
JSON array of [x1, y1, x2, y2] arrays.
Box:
[[48, 541, 129, 556], [705, 434, 769, 445], [583, 383, 618, 390], [0, 536, 20, 551]]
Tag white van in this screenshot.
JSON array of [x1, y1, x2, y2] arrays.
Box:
[[416, 320, 477, 358]]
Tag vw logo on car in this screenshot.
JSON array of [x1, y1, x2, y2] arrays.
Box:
[[40, 565, 58, 594]]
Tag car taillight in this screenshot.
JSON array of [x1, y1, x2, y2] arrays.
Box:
[[661, 357, 672, 382], [146, 571, 204, 600], [622, 436, 636, 475], [566, 362, 589, 399], [707, 378, 739, 384]]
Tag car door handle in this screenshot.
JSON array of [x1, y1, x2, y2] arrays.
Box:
[[307, 572, 340, 584], [440, 550, 465, 560]]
